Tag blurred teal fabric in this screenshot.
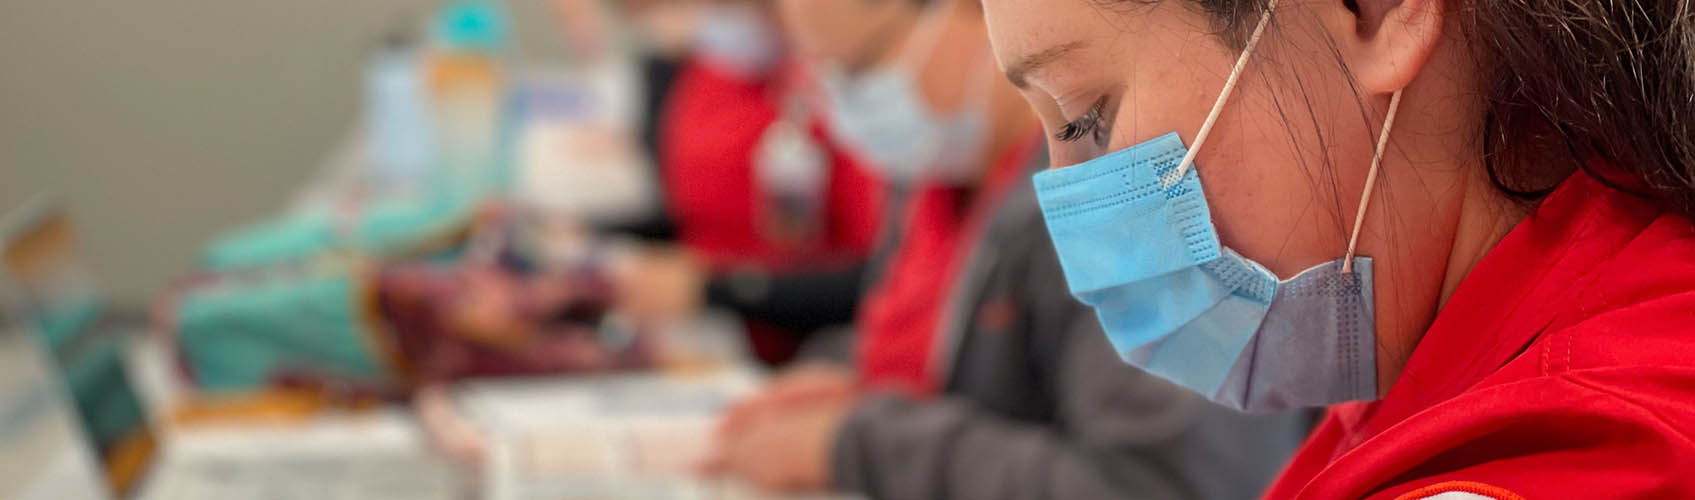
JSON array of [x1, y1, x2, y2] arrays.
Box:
[[175, 264, 389, 392], [198, 211, 337, 271], [199, 195, 476, 271]]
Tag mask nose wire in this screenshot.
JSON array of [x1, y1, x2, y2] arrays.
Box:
[[1342, 89, 1404, 274], [1162, 0, 1279, 188]]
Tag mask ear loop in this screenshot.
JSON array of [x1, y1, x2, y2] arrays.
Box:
[[1163, 0, 1279, 188], [1341, 89, 1404, 274]]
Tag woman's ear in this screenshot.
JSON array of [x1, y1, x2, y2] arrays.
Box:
[[1320, 0, 1445, 94]]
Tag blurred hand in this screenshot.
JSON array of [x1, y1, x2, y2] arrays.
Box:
[[701, 363, 856, 491], [608, 245, 706, 326], [702, 396, 851, 493], [414, 384, 486, 468], [446, 267, 531, 348], [714, 362, 856, 440]]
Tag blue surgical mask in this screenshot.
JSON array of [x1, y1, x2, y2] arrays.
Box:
[[1032, 0, 1403, 413], [815, 5, 992, 185], [694, 3, 781, 80]]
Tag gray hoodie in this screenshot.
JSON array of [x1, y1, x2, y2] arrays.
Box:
[[831, 153, 1314, 500]]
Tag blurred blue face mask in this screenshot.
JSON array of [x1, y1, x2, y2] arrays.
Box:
[[1032, 0, 1405, 413], [694, 3, 781, 80], [815, 5, 992, 185]]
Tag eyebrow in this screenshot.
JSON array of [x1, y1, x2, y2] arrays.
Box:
[[1004, 40, 1088, 90]]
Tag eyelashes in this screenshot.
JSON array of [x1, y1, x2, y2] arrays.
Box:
[[1055, 95, 1109, 145]]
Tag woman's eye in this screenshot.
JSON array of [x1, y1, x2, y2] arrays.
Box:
[[1055, 96, 1107, 144]]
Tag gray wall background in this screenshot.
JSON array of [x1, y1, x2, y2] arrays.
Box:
[[0, 0, 567, 309]]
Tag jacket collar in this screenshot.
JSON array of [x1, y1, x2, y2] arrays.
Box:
[[1353, 166, 1669, 443]]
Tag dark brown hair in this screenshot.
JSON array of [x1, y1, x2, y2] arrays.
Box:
[[1121, 0, 1695, 220]]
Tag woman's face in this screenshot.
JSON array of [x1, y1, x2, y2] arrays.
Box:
[[985, 0, 1498, 384], [983, 0, 1406, 278]]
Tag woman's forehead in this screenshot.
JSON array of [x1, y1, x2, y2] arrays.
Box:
[[984, 0, 1063, 68], [986, 1, 1234, 73], [983, 0, 1148, 87]]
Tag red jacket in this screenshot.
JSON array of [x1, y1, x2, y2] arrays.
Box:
[[855, 137, 1041, 395], [1266, 168, 1695, 499], [658, 58, 883, 270]]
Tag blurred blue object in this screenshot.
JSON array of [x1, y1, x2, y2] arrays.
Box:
[[367, 27, 434, 188], [199, 194, 477, 270], [426, 0, 517, 202], [198, 211, 337, 270], [433, 0, 511, 52], [198, 1, 523, 271], [175, 263, 389, 393]]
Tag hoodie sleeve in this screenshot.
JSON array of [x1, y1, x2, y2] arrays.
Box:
[[829, 189, 1310, 500]]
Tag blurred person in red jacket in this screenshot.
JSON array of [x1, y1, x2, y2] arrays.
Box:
[[699, 0, 1313, 497], [611, 0, 891, 365]]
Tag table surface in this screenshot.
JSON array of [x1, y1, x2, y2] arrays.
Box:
[[125, 311, 869, 499]]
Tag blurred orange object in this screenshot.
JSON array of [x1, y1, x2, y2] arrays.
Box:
[[169, 387, 381, 427]]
